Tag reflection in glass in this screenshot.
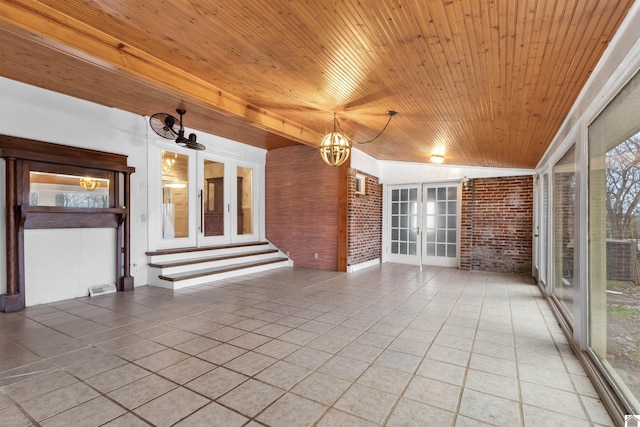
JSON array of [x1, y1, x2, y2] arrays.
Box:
[[203, 160, 224, 237], [237, 167, 253, 235], [29, 171, 109, 207], [162, 152, 189, 239]]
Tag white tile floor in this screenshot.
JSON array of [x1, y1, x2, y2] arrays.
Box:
[[0, 264, 615, 426]]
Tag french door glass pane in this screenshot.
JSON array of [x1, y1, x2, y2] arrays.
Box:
[[162, 151, 189, 238], [203, 160, 224, 237], [237, 166, 253, 235], [390, 188, 419, 255], [426, 243, 435, 256], [588, 70, 640, 412], [425, 185, 457, 258]]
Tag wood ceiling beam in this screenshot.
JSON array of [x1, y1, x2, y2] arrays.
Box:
[[0, 0, 323, 147]]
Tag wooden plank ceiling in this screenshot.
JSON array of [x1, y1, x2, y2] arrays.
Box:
[[0, 0, 634, 168]]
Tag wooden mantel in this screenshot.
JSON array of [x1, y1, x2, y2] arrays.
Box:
[[0, 135, 135, 312]]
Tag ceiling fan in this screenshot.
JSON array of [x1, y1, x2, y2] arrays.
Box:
[[149, 108, 205, 150]]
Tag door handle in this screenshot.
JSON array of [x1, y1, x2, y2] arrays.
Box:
[[199, 189, 203, 233]]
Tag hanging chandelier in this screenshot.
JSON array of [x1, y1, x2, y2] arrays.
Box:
[[320, 111, 396, 167], [320, 114, 352, 167]]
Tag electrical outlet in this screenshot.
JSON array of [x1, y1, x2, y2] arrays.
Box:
[[314, 253, 318, 259], [140, 182, 148, 190], [141, 214, 147, 223]]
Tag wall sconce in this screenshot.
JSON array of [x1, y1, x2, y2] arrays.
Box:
[[79, 177, 100, 191], [430, 153, 444, 164], [462, 176, 470, 190]]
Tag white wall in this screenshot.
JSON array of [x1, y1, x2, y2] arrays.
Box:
[[351, 148, 535, 183], [0, 77, 148, 304], [24, 229, 116, 305], [378, 160, 534, 184], [0, 77, 269, 306], [351, 148, 381, 177]]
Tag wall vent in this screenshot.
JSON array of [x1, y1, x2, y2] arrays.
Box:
[[88, 284, 117, 297]]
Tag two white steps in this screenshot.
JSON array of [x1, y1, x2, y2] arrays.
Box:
[[146, 242, 291, 290]]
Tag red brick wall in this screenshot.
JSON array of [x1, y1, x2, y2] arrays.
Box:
[[348, 170, 382, 266], [265, 145, 340, 270], [460, 176, 533, 273]]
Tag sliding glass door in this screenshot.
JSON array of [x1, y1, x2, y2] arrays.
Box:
[[588, 71, 640, 413], [552, 145, 576, 321], [540, 173, 549, 287]]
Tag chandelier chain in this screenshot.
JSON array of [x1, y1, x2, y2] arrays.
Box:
[[334, 111, 396, 144]]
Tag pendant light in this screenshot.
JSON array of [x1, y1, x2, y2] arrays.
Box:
[[320, 111, 397, 166]]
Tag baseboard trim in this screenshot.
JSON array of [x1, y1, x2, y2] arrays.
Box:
[[347, 258, 380, 273]]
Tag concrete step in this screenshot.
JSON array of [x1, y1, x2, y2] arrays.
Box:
[[148, 249, 280, 275], [150, 257, 291, 290], [146, 241, 291, 290], [146, 241, 271, 264]]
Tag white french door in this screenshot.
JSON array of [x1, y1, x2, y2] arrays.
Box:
[[533, 175, 540, 281], [386, 183, 460, 267], [151, 141, 259, 249], [387, 185, 422, 265], [198, 153, 258, 246], [421, 184, 460, 267]]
